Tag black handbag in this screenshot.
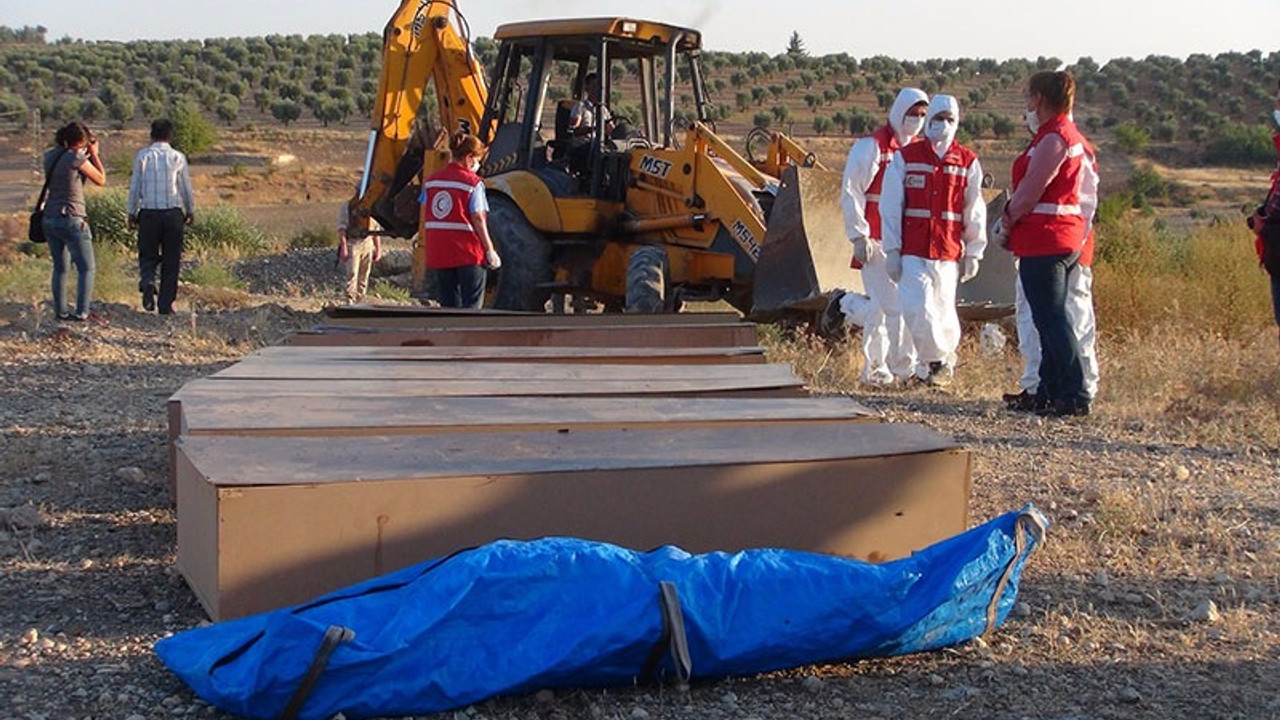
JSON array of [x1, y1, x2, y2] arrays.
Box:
[[28, 148, 67, 244]]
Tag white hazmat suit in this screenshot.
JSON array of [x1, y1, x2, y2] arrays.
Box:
[[880, 94, 987, 382], [839, 87, 928, 384]]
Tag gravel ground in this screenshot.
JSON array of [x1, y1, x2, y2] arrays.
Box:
[[1, 297, 1278, 720]]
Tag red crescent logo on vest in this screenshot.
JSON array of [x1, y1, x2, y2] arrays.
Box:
[[430, 191, 454, 220]]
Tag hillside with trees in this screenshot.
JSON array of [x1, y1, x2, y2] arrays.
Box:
[[0, 25, 1276, 177]]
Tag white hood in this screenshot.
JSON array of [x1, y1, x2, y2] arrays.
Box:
[[888, 87, 928, 143], [924, 94, 960, 155]]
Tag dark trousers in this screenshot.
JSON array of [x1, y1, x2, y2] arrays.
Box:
[[1019, 252, 1087, 404], [138, 208, 186, 313], [435, 265, 487, 309]]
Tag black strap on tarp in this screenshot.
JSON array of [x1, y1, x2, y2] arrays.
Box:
[[279, 625, 356, 720], [640, 581, 692, 686]]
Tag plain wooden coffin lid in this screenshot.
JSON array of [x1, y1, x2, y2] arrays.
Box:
[[177, 421, 960, 487], [177, 395, 879, 434], [208, 360, 798, 382]]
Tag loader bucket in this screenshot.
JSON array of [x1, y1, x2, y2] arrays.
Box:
[[750, 165, 853, 319], [957, 188, 1017, 321]]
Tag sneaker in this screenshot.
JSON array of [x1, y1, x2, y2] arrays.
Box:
[[820, 289, 847, 337], [926, 361, 953, 387], [861, 369, 895, 387], [141, 286, 156, 312]]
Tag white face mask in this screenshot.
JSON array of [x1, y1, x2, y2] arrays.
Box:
[[901, 115, 925, 138], [467, 157, 481, 173], [925, 118, 956, 145], [1025, 109, 1042, 134], [1273, 109, 1280, 129]]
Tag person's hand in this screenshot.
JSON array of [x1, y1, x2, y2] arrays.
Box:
[[184, 213, 194, 227], [87, 137, 99, 156], [885, 250, 903, 283], [337, 240, 350, 262], [850, 236, 869, 264], [373, 245, 383, 262], [992, 216, 1010, 249], [960, 256, 980, 283], [485, 249, 502, 269], [127, 214, 138, 230]]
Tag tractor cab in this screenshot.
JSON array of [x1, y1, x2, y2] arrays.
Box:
[[478, 18, 708, 201]]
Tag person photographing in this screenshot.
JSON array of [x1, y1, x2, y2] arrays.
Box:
[[42, 121, 106, 322]]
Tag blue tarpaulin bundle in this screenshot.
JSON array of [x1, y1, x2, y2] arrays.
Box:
[[156, 506, 1046, 720]]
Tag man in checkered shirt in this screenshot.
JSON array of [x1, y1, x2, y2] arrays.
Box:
[[127, 118, 196, 315]]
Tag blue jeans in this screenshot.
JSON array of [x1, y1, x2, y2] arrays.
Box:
[[44, 214, 96, 318], [1019, 252, 1087, 404], [435, 265, 487, 308]]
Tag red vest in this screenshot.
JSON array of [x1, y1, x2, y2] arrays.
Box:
[[850, 125, 910, 269], [423, 162, 485, 269], [897, 140, 978, 262], [1009, 115, 1094, 258], [1257, 134, 1280, 262], [865, 124, 902, 242]]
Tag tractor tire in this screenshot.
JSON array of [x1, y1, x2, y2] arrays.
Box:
[[626, 245, 667, 313], [487, 194, 552, 312]]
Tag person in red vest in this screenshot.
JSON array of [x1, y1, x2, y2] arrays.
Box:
[[1249, 80, 1280, 351], [420, 133, 502, 308], [1005, 229, 1099, 411], [825, 87, 929, 386], [879, 94, 988, 387], [998, 70, 1097, 417]]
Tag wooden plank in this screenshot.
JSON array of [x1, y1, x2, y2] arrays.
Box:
[[287, 323, 759, 348], [172, 378, 807, 404], [176, 422, 971, 619], [210, 359, 798, 383], [322, 310, 745, 329], [178, 395, 880, 436], [248, 344, 768, 365]]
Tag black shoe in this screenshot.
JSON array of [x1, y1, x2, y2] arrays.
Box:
[[1003, 390, 1039, 412], [141, 286, 156, 312], [1037, 398, 1091, 418], [820, 289, 847, 337], [926, 361, 953, 387]]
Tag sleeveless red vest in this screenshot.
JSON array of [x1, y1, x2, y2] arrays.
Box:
[[1009, 115, 1094, 258], [423, 162, 485, 269], [896, 140, 979, 262], [850, 124, 910, 269]]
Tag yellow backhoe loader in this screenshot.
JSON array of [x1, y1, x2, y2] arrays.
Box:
[[354, 0, 1013, 319]]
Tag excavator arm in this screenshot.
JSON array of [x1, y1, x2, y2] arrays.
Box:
[[356, 0, 489, 237]]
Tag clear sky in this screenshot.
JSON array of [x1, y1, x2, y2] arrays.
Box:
[[3, 0, 1278, 64]]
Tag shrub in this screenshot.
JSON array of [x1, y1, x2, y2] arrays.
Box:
[[1092, 219, 1272, 340], [1202, 122, 1276, 166], [1128, 165, 1169, 206], [170, 99, 216, 156], [85, 189, 133, 247], [290, 225, 333, 249], [368, 278, 410, 302], [1112, 123, 1150, 155], [186, 207, 270, 254], [180, 259, 246, 290]]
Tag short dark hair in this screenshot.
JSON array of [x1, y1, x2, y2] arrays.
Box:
[[150, 118, 174, 142]]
